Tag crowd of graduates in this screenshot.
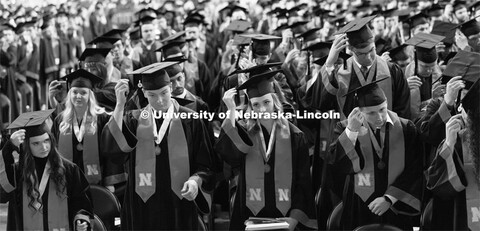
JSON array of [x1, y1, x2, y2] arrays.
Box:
[[0, 0, 479, 230]]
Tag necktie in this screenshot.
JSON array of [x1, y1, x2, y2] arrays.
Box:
[[361, 65, 369, 80], [375, 128, 381, 144]]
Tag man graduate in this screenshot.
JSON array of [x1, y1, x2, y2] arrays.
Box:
[[101, 61, 215, 230], [320, 15, 411, 120], [330, 78, 422, 230]]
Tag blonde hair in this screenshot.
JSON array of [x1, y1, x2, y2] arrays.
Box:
[[59, 88, 107, 135], [244, 93, 288, 133]]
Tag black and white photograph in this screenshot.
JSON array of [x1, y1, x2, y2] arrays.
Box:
[[0, 0, 479, 230]]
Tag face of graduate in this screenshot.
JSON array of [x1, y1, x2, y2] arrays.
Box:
[[29, 133, 51, 158], [361, 101, 388, 129], [417, 60, 437, 77], [185, 26, 200, 40], [70, 87, 90, 108], [1, 29, 15, 44], [250, 93, 275, 115], [144, 85, 172, 111], [385, 17, 398, 29], [254, 54, 271, 65], [467, 33, 480, 52], [141, 24, 155, 43], [372, 17, 385, 33], [351, 43, 376, 67], [413, 23, 430, 35], [455, 8, 469, 22], [170, 73, 185, 96], [111, 40, 125, 61]]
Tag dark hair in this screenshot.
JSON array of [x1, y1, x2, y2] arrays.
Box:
[[20, 131, 66, 210]]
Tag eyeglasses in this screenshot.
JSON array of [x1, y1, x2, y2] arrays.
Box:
[[352, 47, 375, 57]]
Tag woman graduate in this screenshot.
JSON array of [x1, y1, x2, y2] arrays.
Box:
[[51, 69, 126, 190], [0, 109, 93, 230], [426, 79, 480, 231], [216, 69, 317, 230]]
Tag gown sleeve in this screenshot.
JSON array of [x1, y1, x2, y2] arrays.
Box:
[[214, 119, 253, 169], [425, 139, 467, 200]]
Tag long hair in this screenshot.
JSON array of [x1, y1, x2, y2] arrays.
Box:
[[59, 88, 107, 135], [244, 93, 288, 133], [20, 132, 66, 210]]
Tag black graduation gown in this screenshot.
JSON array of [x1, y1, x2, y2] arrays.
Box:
[[215, 121, 316, 230], [0, 141, 93, 231], [51, 113, 126, 187], [320, 58, 411, 119], [331, 117, 422, 230], [425, 137, 480, 231], [101, 106, 215, 230]]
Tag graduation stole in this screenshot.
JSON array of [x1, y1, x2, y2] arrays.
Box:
[[460, 131, 480, 229], [135, 99, 189, 203], [58, 112, 101, 184], [354, 111, 405, 202], [23, 161, 69, 231], [336, 56, 393, 119], [245, 118, 292, 216]]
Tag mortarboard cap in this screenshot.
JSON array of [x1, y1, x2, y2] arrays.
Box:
[[159, 31, 187, 44], [469, 1, 480, 12], [183, 12, 206, 26], [88, 36, 119, 48], [1, 23, 15, 31], [405, 32, 444, 63], [129, 26, 141, 40], [232, 34, 251, 46], [274, 23, 289, 31], [461, 79, 480, 112], [231, 62, 282, 76], [443, 51, 457, 65], [157, 42, 185, 61], [296, 28, 321, 42], [7, 109, 55, 138], [102, 29, 125, 40], [383, 8, 398, 18], [426, 4, 444, 17], [405, 12, 430, 29], [335, 15, 376, 48], [431, 21, 457, 45], [79, 48, 111, 62], [15, 20, 36, 34], [165, 63, 184, 79], [388, 44, 409, 62], [136, 62, 179, 90], [453, 0, 468, 12], [343, 77, 389, 107], [302, 42, 332, 59], [287, 20, 309, 30], [240, 34, 281, 56], [455, 16, 480, 37], [224, 20, 252, 33], [61, 69, 103, 90], [441, 50, 480, 88], [375, 37, 390, 55], [237, 69, 282, 98]]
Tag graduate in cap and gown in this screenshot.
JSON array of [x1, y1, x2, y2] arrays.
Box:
[[131, 10, 162, 67], [419, 50, 480, 230], [216, 70, 317, 230], [456, 17, 480, 53], [50, 69, 127, 191], [425, 78, 480, 231], [330, 78, 422, 230], [320, 16, 411, 120], [101, 62, 215, 230], [403, 33, 445, 120], [0, 110, 93, 230]]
